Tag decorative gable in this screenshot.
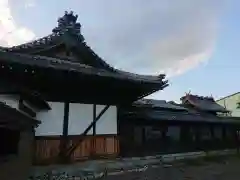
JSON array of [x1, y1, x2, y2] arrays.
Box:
[[181, 94, 229, 113]]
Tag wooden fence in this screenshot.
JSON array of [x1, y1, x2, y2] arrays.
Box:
[[34, 134, 119, 165]]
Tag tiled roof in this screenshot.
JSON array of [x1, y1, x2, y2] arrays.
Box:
[[0, 51, 168, 86], [134, 99, 187, 111], [182, 94, 229, 112], [0, 101, 40, 126], [0, 11, 168, 88], [125, 109, 240, 124]]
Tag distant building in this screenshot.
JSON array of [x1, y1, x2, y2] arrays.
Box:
[[120, 94, 240, 156], [216, 92, 240, 117]]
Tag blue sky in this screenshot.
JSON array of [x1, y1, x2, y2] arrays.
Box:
[[0, 0, 239, 102]]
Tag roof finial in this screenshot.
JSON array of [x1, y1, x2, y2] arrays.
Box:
[[185, 90, 191, 96], [52, 11, 82, 36]]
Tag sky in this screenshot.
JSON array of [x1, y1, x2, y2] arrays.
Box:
[[0, 0, 239, 102]]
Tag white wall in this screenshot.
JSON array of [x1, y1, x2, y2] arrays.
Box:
[[96, 105, 117, 134], [0, 96, 118, 136], [0, 95, 19, 109], [35, 102, 64, 136], [35, 102, 117, 136], [68, 103, 93, 135], [68, 104, 117, 135], [217, 93, 240, 117]]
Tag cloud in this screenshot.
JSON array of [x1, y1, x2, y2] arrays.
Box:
[[24, 0, 36, 8], [81, 0, 226, 77], [0, 0, 35, 47], [0, 0, 227, 77]]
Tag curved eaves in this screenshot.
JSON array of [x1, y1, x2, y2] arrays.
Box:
[[67, 33, 168, 84], [0, 30, 168, 86], [0, 51, 168, 86], [2, 32, 65, 54]]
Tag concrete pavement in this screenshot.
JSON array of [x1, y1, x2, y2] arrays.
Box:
[[28, 149, 238, 179]]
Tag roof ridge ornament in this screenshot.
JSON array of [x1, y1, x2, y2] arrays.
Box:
[[182, 93, 215, 102], [52, 11, 81, 36]]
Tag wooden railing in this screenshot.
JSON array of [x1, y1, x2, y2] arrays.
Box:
[[34, 134, 119, 165]]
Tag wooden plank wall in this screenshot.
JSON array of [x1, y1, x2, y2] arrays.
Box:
[[34, 135, 119, 165]]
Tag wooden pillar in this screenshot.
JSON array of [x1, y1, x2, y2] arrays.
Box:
[[59, 48, 71, 162], [59, 102, 69, 162], [117, 106, 120, 136], [91, 104, 96, 156], [93, 104, 96, 135], [116, 106, 121, 156], [63, 102, 70, 137]]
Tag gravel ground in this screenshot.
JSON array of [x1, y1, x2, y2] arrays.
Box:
[[103, 157, 240, 180]]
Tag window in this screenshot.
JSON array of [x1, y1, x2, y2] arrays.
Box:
[[166, 126, 180, 140], [0, 128, 20, 156], [200, 126, 211, 140], [145, 126, 162, 140]]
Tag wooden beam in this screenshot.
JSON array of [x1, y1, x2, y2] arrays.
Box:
[[66, 105, 110, 157], [91, 104, 97, 156], [59, 102, 69, 161], [117, 106, 120, 136], [18, 99, 37, 117], [93, 104, 96, 135], [62, 102, 70, 137]]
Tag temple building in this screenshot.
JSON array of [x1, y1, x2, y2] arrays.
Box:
[[0, 11, 168, 167], [119, 94, 240, 156], [0, 12, 239, 178]]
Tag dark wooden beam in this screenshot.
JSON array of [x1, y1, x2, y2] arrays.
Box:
[[62, 102, 70, 136], [66, 105, 110, 157], [59, 102, 69, 161], [117, 106, 120, 136], [93, 104, 96, 135], [61, 48, 70, 159]]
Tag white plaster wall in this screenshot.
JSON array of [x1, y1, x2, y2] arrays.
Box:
[[96, 105, 117, 134], [68, 103, 93, 135], [217, 93, 240, 117], [35, 102, 64, 136], [68, 104, 117, 135], [0, 95, 118, 135], [0, 95, 19, 109]]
